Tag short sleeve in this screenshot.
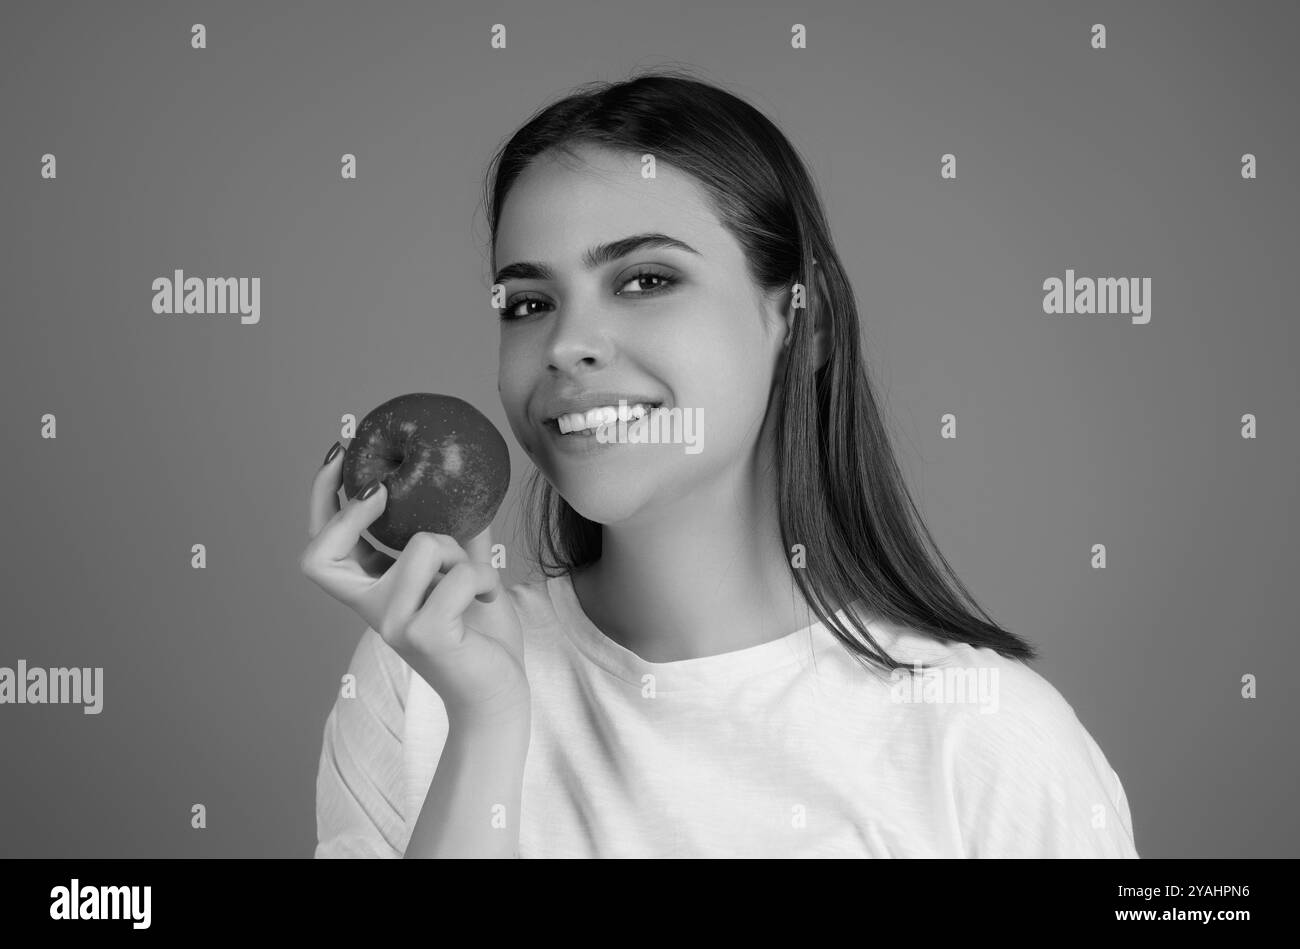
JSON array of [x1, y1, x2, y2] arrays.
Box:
[[315, 627, 413, 858], [947, 670, 1139, 858]]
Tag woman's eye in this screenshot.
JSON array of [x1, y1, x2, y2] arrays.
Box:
[[615, 270, 677, 297], [497, 269, 677, 322], [498, 296, 549, 321]]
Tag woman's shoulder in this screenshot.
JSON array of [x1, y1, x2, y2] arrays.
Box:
[[876, 621, 1078, 721], [873, 620, 1117, 777], [875, 621, 1137, 855]]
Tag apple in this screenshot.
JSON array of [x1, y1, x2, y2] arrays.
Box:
[[340, 393, 510, 551]]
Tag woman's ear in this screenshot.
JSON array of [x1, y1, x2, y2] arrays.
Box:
[[781, 263, 831, 370]]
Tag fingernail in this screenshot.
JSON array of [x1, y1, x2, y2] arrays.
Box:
[[358, 479, 382, 500], [322, 442, 342, 467]]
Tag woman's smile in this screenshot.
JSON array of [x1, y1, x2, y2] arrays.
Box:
[[543, 404, 671, 455]]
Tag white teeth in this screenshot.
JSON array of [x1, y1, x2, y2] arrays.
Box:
[[556, 402, 655, 434]]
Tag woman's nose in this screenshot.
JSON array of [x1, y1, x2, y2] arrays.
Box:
[[544, 300, 614, 373]]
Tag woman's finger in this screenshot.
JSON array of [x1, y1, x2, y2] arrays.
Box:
[[407, 561, 503, 649], [308, 443, 346, 539], [307, 442, 397, 576], [464, 525, 499, 603], [308, 480, 387, 565], [356, 544, 397, 579], [465, 524, 494, 565], [382, 533, 471, 625]]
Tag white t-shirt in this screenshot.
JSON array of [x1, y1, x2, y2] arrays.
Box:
[[315, 573, 1138, 858]]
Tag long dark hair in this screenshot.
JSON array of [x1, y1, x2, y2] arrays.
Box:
[[481, 66, 1037, 677]]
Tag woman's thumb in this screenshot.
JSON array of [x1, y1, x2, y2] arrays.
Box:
[[465, 525, 498, 601], [466, 524, 494, 565]]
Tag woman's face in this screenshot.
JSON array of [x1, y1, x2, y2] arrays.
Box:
[[494, 144, 791, 525]]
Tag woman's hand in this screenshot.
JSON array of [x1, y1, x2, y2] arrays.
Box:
[[300, 443, 530, 727]]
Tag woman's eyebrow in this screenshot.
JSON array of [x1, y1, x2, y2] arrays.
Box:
[[493, 232, 701, 284]]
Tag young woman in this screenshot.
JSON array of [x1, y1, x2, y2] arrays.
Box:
[[303, 69, 1138, 859]]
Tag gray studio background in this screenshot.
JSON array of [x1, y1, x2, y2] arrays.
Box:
[[2, 0, 1296, 857]]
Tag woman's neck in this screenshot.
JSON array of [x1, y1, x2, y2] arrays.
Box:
[[568, 456, 815, 663]]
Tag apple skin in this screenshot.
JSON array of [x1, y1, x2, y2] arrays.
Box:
[[340, 393, 510, 551]]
